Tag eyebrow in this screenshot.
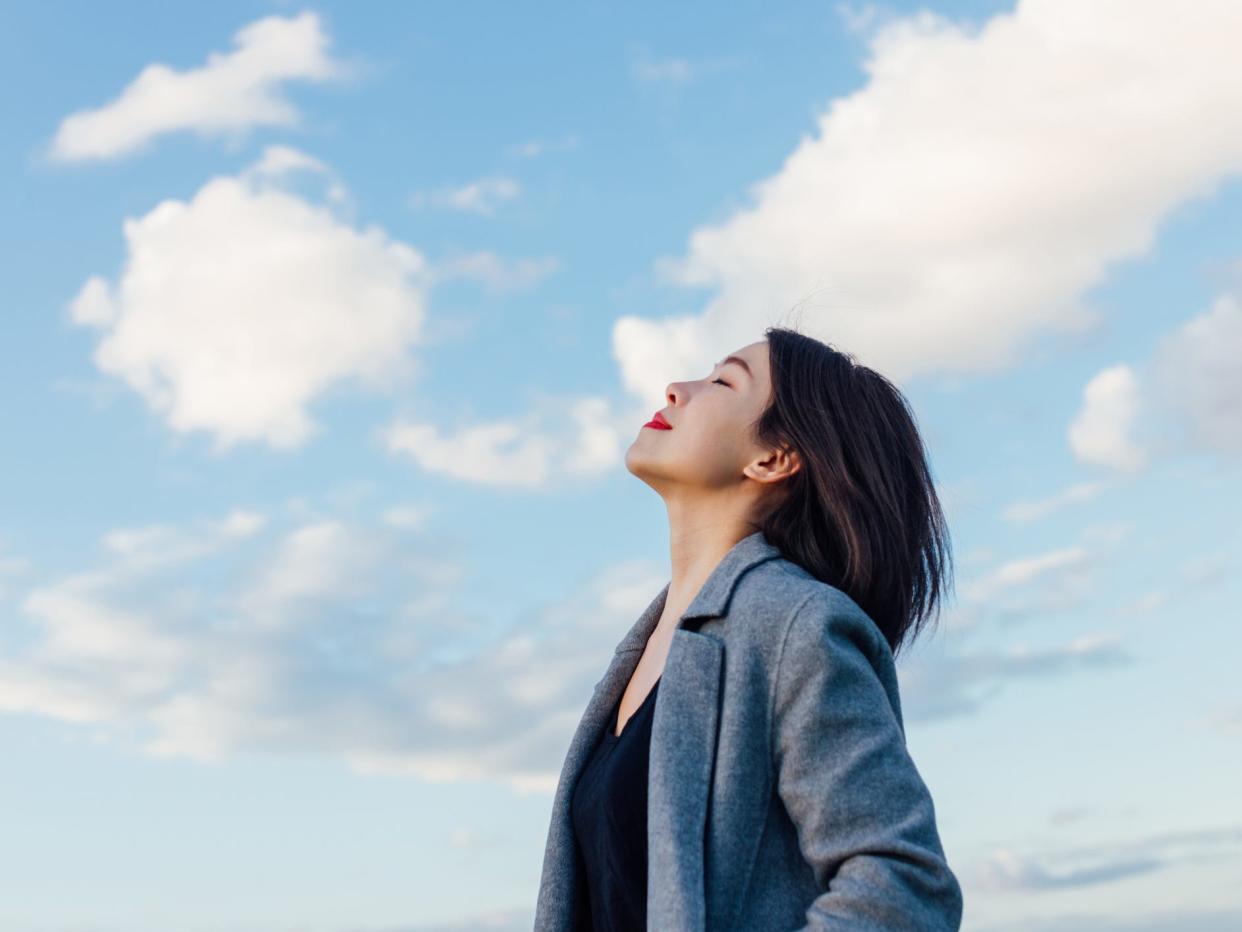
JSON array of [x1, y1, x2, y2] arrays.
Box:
[[717, 355, 753, 379]]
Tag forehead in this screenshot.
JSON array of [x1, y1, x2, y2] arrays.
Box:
[[735, 340, 766, 359], [720, 341, 766, 368]]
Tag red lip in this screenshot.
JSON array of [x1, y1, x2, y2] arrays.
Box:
[[643, 411, 673, 430]]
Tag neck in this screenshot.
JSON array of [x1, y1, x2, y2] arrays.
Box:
[[659, 507, 758, 631]]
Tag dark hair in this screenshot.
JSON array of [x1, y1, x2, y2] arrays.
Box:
[[752, 325, 953, 661]]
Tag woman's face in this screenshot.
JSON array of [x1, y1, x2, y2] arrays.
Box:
[[626, 339, 790, 500]]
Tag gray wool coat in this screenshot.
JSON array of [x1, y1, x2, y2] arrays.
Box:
[[532, 530, 963, 931]]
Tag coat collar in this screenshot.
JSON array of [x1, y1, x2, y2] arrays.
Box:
[[613, 528, 784, 653]]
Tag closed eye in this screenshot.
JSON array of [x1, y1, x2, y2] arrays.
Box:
[[712, 378, 730, 387]]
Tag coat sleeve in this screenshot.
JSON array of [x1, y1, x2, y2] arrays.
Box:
[[772, 592, 964, 931]]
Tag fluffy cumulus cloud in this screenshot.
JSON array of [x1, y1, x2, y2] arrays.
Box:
[[0, 508, 667, 793], [614, 0, 1242, 405], [1068, 365, 1147, 473], [1063, 273, 1242, 477], [67, 145, 431, 453], [47, 10, 351, 162]]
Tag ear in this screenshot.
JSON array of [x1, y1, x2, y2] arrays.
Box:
[[746, 443, 801, 484]]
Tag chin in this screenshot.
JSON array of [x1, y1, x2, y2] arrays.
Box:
[[623, 443, 654, 478], [623, 444, 641, 474]]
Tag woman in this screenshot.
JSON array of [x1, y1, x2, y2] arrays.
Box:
[[534, 327, 964, 931]]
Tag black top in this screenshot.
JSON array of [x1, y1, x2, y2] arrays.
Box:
[[570, 675, 662, 932]]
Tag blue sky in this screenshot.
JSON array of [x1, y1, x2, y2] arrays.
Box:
[[2, 1, 1241, 929]]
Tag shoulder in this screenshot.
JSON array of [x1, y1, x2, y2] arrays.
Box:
[[754, 561, 904, 734], [719, 556, 907, 738], [733, 556, 885, 656], [722, 557, 890, 692]]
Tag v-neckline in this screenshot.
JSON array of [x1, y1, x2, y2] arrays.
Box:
[[611, 676, 661, 739]]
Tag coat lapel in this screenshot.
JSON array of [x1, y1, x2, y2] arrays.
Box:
[[646, 530, 784, 931], [534, 530, 785, 932], [534, 582, 668, 931], [646, 625, 724, 930]]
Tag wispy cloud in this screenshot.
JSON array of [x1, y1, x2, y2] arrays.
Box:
[[430, 251, 560, 294], [959, 545, 1095, 605], [628, 46, 746, 85], [504, 132, 580, 159], [1197, 701, 1242, 737], [0, 506, 669, 793], [409, 175, 521, 215], [898, 630, 1131, 723], [381, 393, 639, 488], [833, 2, 888, 37], [972, 824, 1242, 893], [973, 907, 1242, 932], [1002, 481, 1108, 524], [1149, 288, 1242, 459]]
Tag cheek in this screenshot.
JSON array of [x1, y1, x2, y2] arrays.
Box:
[[680, 410, 744, 462]]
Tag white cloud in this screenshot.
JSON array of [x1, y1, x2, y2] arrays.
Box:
[[409, 176, 521, 215], [380, 504, 435, 530], [834, 2, 887, 37], [1002, 480, 1107, 523], [98, 510, 267, 571], [215, 509, 268, 538], [67, 276, 116, 327], [628, 46, 746, 85], [631, 54, 695, 85], [1201, 702, 1242, 738], [381, 394, 635, 488], [67, 145, 431, 453], [234, 520, 381, 627], [0, 552, 31, 582], [1062, 261, 1242, 475], [429, 251, 560, 293], [0, 509, 667, 793], [614, 0, 1242, 405], [939, 520, 1135, 642], [240, 142, 331, 180], [1068, 365, 1147, 473], [47, 11, 351, 162], [898, 630, 1130, 723], [504, 132, 580, 159], [971, 825, 1242, 893], [1149, 290, 1242, 458], [961, 544, 1093, 604]]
